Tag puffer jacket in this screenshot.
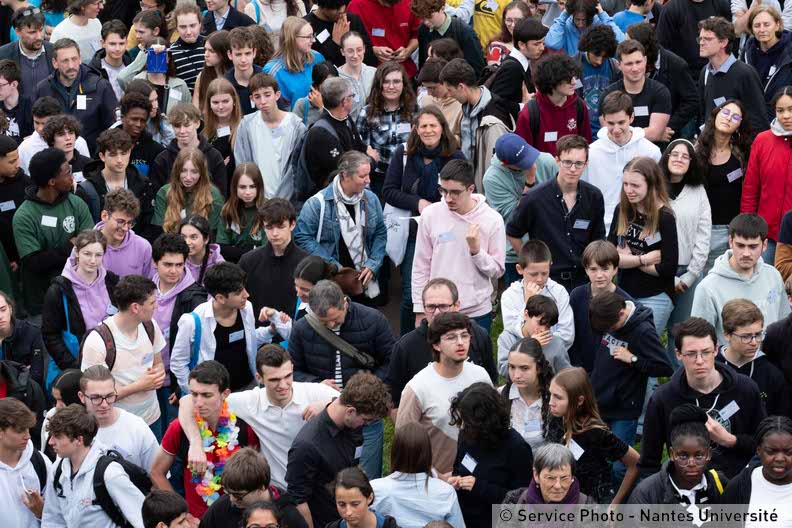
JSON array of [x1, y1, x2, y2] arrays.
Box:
[[0, 318, 46, 389]]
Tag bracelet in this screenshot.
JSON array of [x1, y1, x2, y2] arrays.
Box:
[[638, 255, 644, 266]]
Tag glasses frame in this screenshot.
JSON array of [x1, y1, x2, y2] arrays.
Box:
[[84, 392, 118, 406]]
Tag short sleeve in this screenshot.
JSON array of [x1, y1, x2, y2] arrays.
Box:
[[151, 319, 167, 354], [80, 330, 108, 370], [600, 428, 629, 462], [226, 389, 260, 422], [160, 419, 184, 456]]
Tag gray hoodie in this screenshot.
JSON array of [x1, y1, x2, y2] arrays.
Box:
[[691, 249, 791, 345]]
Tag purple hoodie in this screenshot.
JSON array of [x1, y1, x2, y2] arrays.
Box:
[[153, 270, 202, 375], [185, 244, 225, 285], [61, 258, 113, 332], [94, 221, 154, 278]]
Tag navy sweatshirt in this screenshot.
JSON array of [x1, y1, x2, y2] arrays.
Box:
[[715, 347, 791, 419]]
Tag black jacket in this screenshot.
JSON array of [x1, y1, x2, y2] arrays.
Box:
[[304, 111, 367, 194], [87, 48, 133, 82], [763, 313, 792, 386], [0, 40, 53, 68], [744, 31, 792, 123], [590, 301, 673, 421], [98, 0, 138, 27], [698, 59, 770, 133], [0, 318, 46, 389], [417, 17, 485, 77], [41, 273, 120, 371], [386, 318, 498, 407], [238, 241, 310, 320], [488, 53, 535, 103], [639, 362, 767, 479], [715, 348, 791, 418], [289, 300, 394, 383], [150, 135, 228, 195], [201, 6, 255, 35], [34, 64, 118, 155], [0, 169, 32, 264], [628, 460, 729, 505], [0, 360, 47, 449], [651, 47, 699, 134], [128, 128, 165, 180], [4, 95, 34, 142]]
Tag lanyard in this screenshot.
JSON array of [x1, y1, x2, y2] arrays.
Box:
[[696, 393, 720, 414]]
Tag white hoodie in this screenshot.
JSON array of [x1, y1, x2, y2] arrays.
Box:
[[582, 127, 661, 232], [500, 278, 575, 351], [42, 442, 145, 528], [0, 440, 52, 527]]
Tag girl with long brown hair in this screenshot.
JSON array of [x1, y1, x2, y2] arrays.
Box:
[[203, 78, 243, 189], [548, 367, 639, 504], [263, 16, 325, 109], [193, 30, 233, 112], [608, 156, 678, 336], [356, 61, 417, 198], [217, 163, 267, 263], [153, 148, 224, 234]]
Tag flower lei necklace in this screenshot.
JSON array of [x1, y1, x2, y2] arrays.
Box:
[[191, 400, 241, 505]]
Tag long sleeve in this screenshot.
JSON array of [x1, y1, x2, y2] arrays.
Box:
[[655, 5, 677, 52], [633, 328, 674, 377], [679, 188, 712, 287], [233, 120, 254, 164], [41, 286, 81, 370], [484, 169, 520, 223], [667, 57, 700, 133], [552, 285, 575, 350], [471, 218, 506, 279], [741, 137, 762, 214], [41, 471, 67, 528], [655, 211, 679, 280], [170, 312, 196, 394], [544, 13, 569, 51], [394, 385, 423, 429], [691, 281, 719, 327], [371, 314, 395, 382], [742, 69, 772, 130], [445, 0, 474, 22], [385, 340, 410, 407], [410, 211, 433, 312], [363, 196, 387, 274], [775, 242, 792, 281], [599, 11, 625, 42], [382, 144, 420, 212], [497, 329, 518, 377], [118, 49, 147, 91], [287, 324, 322, 383], [293, 195, 341, 268]]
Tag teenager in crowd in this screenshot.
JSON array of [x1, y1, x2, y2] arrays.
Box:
[[194, 30, 233, 113], [125, 79, 176, 147], [41, 115, 93, 176], [0, 291, 45, 389], [264, 17, 325, 110], [547, 367, 640, 504], [49, 0, 103, 62], [412, 0, 485, 78], [168, 3, 205, 92], [629, 404, 728, 505], [127, 0, 176, 52], [338, 32, 376, 122], [141, 490, 191, 528], [118, 91, 165, 179], [545, 0, 624, 55], [203, 78, 242, 191], [180, 215, 225, 287], [201, 0, 256, 35], [292, 61, 339, 128], [118, 39, 191, 118], [224, 27, 263, 116], [0, 136, 30, 291], [0, 59, 33, 142], [305, 0, 375, 69], [575, 24, 619, 136], [327, 467, 400, 528], [217, 163, 265, 263], [486, 1, 531, 65]]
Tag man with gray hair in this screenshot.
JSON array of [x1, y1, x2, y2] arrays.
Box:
[[301, 77, 368, 197], [287, 279, 394, 479]]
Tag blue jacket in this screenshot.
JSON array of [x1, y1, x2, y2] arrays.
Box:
[[264, 50, 325, 110], [294, 183, 387, 274], [545, 11, 625, 55]]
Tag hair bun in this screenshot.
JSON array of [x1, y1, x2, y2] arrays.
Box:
[[669, 403, 708, 430]]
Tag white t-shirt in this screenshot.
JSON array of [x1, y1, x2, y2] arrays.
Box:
[[101, 58, 125, 100], [95, 408, 159, 471], [50, 17, 103, 63], [225, 382, 339, 489], [81, 317, 166, 426], [747, 467, 792, 528]]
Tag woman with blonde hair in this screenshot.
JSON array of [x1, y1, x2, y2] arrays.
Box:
[[193, 30, 233, 112], [743, 5, 792, 117], [217, 163, 267, 263], [264, 16, 325, 109], [152, 148, 224, 234], [203, 78, 243, 188]]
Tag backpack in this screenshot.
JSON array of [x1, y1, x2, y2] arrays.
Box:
[[286, 118, 339, 205], [525, 97, 586, 144], [30, 449, 47, 492], [77, 321, 156, 371], [77, 179, 102, 223], [53, 449, 152, 528]]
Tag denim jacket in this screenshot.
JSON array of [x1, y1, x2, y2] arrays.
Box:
[[294, 184, 387, 274]]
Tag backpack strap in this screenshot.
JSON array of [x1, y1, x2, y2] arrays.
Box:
[[301, 98, 308, 126], [78, 324, 117, 371], [315, 193, 326, 244], [92, 452, 128, 527], [189, 312, 201, 371], [527, 98, 540, 144], [53, 458, 65, 498], [142, 320, 155, 345], [709, 469, 724, 494], [62, 292, 71, 334], [253, 0, 261, 23], [30, 450, 47, 492]]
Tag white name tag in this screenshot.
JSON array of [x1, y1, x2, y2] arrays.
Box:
[[372, 28, 385, 37], [602, 334, 627, 356], [41, 215, 57, 227], [646, 10, 654, 20], [645, 232, 662, 245], [573, 219, 590, 230], [461, 453, 478, 473], [544, 131, 558, 142], [180, 208, 187, 220], [569, 439, 585, 460], [317, 28, 330, 43], [169, 90, 183, 101], [141, 351, 154, 365], [634, 106, 649, 117], [73, 171, 84, 183], [769, 65, 777, 77], [727, 168, 743, 183], [229, 329, 244, 343], [217, 126, 231, 138], [76, 95, 87, 111], [713, 96, 727, 107], [438, 231, 456, 243], [396, 122, 411, 134], [354, 445, 363, 459], [719, 400, 740, 421], [0, 200, 15, 212], [163, 326, 171, 339]]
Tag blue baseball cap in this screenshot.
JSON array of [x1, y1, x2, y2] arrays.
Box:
[[495, 133, 540, 170]]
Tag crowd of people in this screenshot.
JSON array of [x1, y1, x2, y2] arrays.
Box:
[[2, 0, 792, 526]]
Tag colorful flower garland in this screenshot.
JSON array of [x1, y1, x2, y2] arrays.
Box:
[[191, 400, 241, 505]]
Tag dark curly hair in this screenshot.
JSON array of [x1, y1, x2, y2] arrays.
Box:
[[505, 338, 554, 439], [696, 99, 753, 172], [532, 54, 582, 95], [577, 24, 618, 57], [450, 382, 511, 449], [668, 403, 710, 450], [366, 61, 416, 122], [625, 22, 659, 73], [660, 139, 705, 187], [566, 0, 598, 25]]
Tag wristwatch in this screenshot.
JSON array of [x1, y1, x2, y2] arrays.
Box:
[[630, 355, 638, 364]]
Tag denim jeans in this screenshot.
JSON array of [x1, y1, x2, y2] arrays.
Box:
[[399, 229, 418, 336], [360, 419, 384, 479], [763, 239, 777, 266], [704, 225, 730, 277], [473, 312, 493, 335], [156, 386, 178, 440], [666, 265, 703, 369], [607, 418, 637, 487], [148, 418, 162, 443]]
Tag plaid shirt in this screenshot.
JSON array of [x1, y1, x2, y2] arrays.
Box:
[[356, 105, 414, 176]]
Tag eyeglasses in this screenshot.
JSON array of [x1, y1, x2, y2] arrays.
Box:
[[697, 36, 717, 44], [17, 7, 41, 17], [438, 186, 469, 198], [669, 152, 691, 162], [541, 474, 573, 485], [504, 17, 523, 25], [559, 160, 586, 169], [111, 216, 136, 229], [383, 79, 403, 87], [91, 0, 105, 6], [673, 454, 709, 466], [247, 524, 279, 528], [84, 393, 117, 405], [679, 350, 716, 360], [226, 489, 255, 502], [425, 303, 453, 314], [297, 33, 316, 41], [730, 331, 766, 344], [441, 331, 471, 343], [720, 107, 743, 123]]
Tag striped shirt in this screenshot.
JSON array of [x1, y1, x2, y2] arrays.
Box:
[[169, 36, 205, 92]]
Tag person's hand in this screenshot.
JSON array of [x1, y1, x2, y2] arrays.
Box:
[[457, 476, 476, 490], [9, 261, 18, 272], [675, 281, 689, 293], [643, 250, 662, 266], [21, 490, 44, 519], [332, 13, 350, 45], [185, 514, 200, 528], [322, 379, 342, 391], [358, 267, 374, 286], [168, 393, 178, 405], [661, 127, 675, 142], [706, 416, 737, 447], [151, 44, 167, 54], [531, 329, 552, 346], [279, 311, 291, 324], [307, 86, 324, 110], [366, 146, 380, 163], [391, 46, 410, 62], [418, 199, 432, 213], [187, 442, 208, 476], [138, 367, 166, 391], [259, 307, 276, 321], [373, 46, 394, 62], [465, 223, 481, 255], [612, 346, 634, 364], [415, 313, 426, 327], [302, 400, 329, 420], [595, 0, 603, 13], [446, 476, 461, 488], [524, 281, 542, 299]]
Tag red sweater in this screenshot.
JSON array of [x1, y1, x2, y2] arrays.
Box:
[[514, 91, 593, 157], [347, 0, 420, 77], [741, 129, 792, 241]]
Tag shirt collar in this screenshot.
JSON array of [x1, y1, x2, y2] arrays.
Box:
[[668, 471, 708, 503], [214, 6, 231, 25], [19, 41, 44, 59], [654, 52, 661, 71], [706, 54, 736, 75], [511, 48, 530, 72], [320, 406, 342, 437], [436, 14, 452, 35]]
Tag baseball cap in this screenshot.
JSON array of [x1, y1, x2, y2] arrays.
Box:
[[495, 133, 540, 170]]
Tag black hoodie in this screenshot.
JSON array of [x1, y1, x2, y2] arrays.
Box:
[[715, 347, 791, 419], [0, 169, 32, 263], [87, 48, 133, 84], [0, 360, 47, 449], [149, 135, 227, 196], [127, 128, 165, 180], [590, 301, 673, 421], [639, 363, 767, 479]]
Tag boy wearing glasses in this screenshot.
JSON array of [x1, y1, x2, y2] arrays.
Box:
[[716, 298, 790, 417], [640, 317, 766, 479], [395, 312, 492, 477], [77, 365, 158, 470]]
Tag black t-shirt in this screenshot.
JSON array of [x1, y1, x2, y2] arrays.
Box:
[[0, 169, 32, 263], [199, 490, 308, 528], [601, 78, 672, 130], [668, 179, 686, 200], [705, 154, 743, 226], [213, 311, 251, 391]]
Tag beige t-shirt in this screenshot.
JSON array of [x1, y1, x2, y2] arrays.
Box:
[[81, 317, 166, 426]]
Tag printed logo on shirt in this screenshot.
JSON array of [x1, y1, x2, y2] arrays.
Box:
[[768, 288, 779, 306], [567, 118, 578, 131], [601, 333, 627, 355], [476, 0, 500, 15], [63, 215, 75, 234], [330, 148, 340, 158]]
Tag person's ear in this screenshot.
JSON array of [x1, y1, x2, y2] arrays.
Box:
[[78, 391, 86, 404], [275, 91, 281, 100], [628, 113, 635, 125], [100, 209, 109, 222], [289, 220, 296, 232], [516, 264, 524, 275], [762, 239, 769, 253], [255, 372, 264, 385], [728, 235, 734, 249], [221, 388, 231, 400], [577, 395, 584, 409], [228, 50, 234, 62]]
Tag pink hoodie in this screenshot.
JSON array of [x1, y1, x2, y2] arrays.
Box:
[[411, 194, 506, 317]]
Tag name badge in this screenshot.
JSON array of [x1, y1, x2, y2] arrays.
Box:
[[0, 200, 15, 212], [396, 122, 411, 134], [169, 90, 183, 101], [713, 96, 727, 107], [544, 131, 558, 142], [217, 126, 231, 138], [372, 28, 385, 37], [634, 106, 649, 117], [354, 445, 363, 459], [106, 305, 119, 316], [461, 453, 478, 473], [76, 95, 87, 110], [569, 439, 585, 460], [141, 351, 154, 365], [574, 78, 583, 90], [317, 28, 330, 43], [727, 168, 743, 183], [271, 127, 283, 139], [646, 10, 654, 20], [485, 0, 498, 10], [163, 326, 171, 339], [231, 222, 241, 235], [438, 231, 456, 243], [41, 215, 57, 227], [180, 208, 187, 220], [73, 171, 84, 183], [769, 65, 778, 77], [229, 329, 244, 343], [645, 232, 662, 245], [526, 419, 542, 432], [719, 400, 740, 421], [573, 219, 590, 230]]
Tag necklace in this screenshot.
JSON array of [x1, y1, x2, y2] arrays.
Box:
[[191, 400, 241, 505]]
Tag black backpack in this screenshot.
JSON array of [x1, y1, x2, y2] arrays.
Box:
[[525, 96, 586, 143], [30, 450, 47, 491], [53, 449, 152, 527], [286, 118, 339, 205]]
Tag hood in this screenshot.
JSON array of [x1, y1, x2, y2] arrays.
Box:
[[445, 193, 495, 222], [22, 185, 71, 206], [672, 360, 738, 398], [154, 269, 196, 304], [709, 250, 765, 284], [594, 126, 649, 153], [0, 440, 34, 473], [468, 86, 493, 119], [61, 256, 108, 293], [94, 220, 141, 253], [614, 300, 654, 336], [717, 345, 766, 368], [166, 134, 213, 155], [770, 118, 792, 137], [747, 30, 792, 62], [536, 90, 581, 111]]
